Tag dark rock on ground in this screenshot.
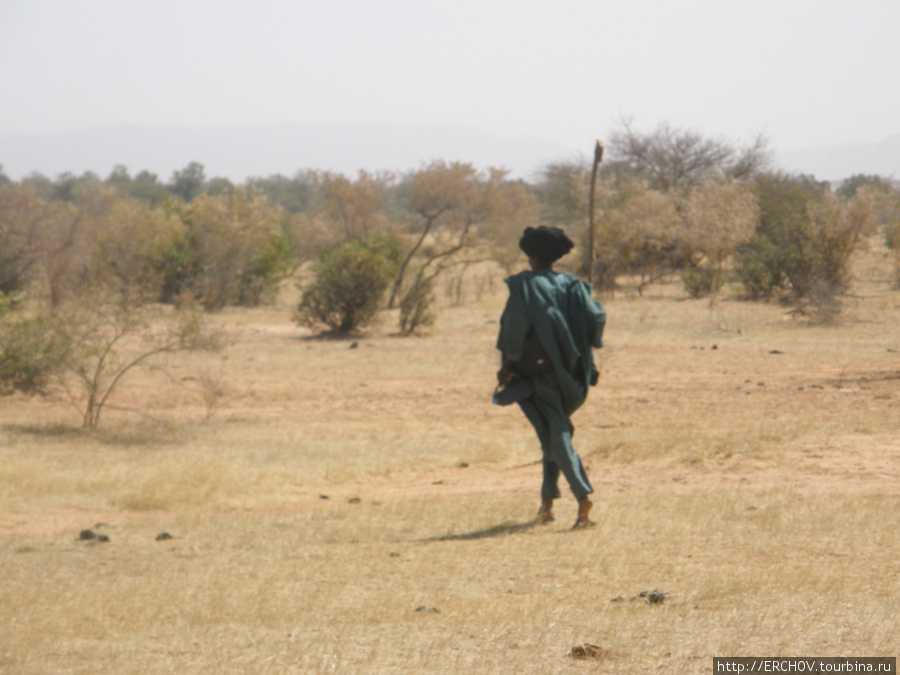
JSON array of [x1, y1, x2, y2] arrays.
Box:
[[568, 644, 607, 660]]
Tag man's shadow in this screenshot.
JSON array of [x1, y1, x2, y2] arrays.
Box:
[[427, 519, 539, 542]]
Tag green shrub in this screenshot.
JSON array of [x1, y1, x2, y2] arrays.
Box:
[[155, 227, 195, 304], [682, 266, 721, 299], [92, 198, 190, 303], [238, 229, 295, 307], [166, 189, 295, 311], [0, 314, 68, 394], [735, 235, 787, 299], [735, 174, 871, 304], [297, 237, 401, 334]]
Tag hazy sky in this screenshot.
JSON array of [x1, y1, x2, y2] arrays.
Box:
[[1, 0, 898, 154]]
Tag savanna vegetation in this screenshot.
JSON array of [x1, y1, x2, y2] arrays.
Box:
[[0, 123, 899, 672]]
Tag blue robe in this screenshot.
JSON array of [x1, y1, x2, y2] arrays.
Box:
[[496, 270, 606, 500]]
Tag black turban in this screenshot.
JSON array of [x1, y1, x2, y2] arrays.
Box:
[[519, 226, 574, 264]]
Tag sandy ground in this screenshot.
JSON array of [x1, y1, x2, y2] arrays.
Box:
[[4, 433, 897, 541]]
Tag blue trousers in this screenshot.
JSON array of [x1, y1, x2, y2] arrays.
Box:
[[518, 373, 593, 501]]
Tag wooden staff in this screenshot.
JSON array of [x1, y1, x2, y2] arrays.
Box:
[[588, 140, 604, 287]]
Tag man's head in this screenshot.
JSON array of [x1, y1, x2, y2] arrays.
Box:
[[519, 226, 574, 268]]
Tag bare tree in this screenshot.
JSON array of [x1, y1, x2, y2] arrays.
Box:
[[533, 160, 591, 229], [317, 170, 392, 240], [388, 162, 537, 309], [677, 179, 759, 298], [601, 180, 681, 294], [608, 118, 771, 192], [55, 292, 221, 428]]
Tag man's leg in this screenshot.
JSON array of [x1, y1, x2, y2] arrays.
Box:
[[544, 412, 593, 501], [520, 388, 593, 501], [519, 401, 563, 501], [541, 458, 561, 501]]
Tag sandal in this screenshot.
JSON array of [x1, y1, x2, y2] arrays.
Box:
[[572, 497, 595, 530], [536, 498, 555, 524]]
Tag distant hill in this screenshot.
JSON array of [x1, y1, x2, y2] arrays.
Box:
[[3, 123, 896, 185], [0, 123, 580, 183], [777, 134, 900, 183]]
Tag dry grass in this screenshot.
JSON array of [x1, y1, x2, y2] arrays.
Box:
[[1, 257, 899, 673]]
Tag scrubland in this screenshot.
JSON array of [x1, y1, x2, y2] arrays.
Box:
[[1, 249, 898, 673]]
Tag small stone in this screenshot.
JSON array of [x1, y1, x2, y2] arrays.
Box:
[[96, 534, 110, 543], [156, 532, 173, 541], [348, 497, 361, 504], [319, 494, 329, 500], [643, 589, 669, 604], [79, 530, 96, 540], [568, 644, 606, 660]]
